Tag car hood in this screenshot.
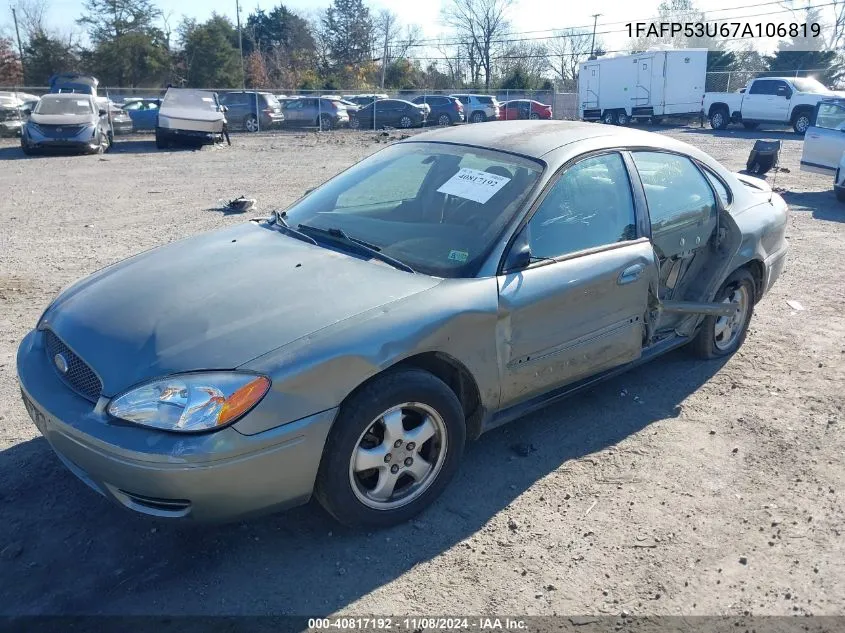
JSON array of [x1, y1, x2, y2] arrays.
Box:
[[30, 112, 97, 126], [40, 222, 440, 396], [159, 105, 224, 122]]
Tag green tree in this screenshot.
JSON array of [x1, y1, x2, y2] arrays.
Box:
[[244, 5, 317, 88], [322, 0, 374, 67], [179, 15, 242, 88], [77, 0, 169, 86], [765, 8, 842, 86], [23, 32, 79, 85]]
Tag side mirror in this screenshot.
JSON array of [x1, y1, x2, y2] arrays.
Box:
[[504, 238, 532, 273], [220, 105, 229, 113]]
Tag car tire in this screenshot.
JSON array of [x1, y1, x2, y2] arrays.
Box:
[[245, 115, 259, 133], [155, 128, 168, 149], [470, 111, 485, 123], [399, 115, 413, 128], [836, 188, 845, 203], [602, 110, 617, 125], [742, 122, 759, 130], [21, 140, 34, 156], [529, 112, 540, 120], [690, 268, 756, 359], [314, 367, 466, 529], [650, 116, 663, 126], [792, 111, 811, 135], [709, 108, 728, 130], [437, 113, 452, 126], [349, 116, 360, 130], [318, 114, 334, 131], [616, 111, 629, 125]]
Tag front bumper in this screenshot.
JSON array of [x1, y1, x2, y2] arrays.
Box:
[[17, 328, 337, 522], [158, 127, 220, 144], [112, 121, 133, 134]]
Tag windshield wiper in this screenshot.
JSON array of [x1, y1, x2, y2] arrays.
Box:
[[297, 223, 415, 274], [269, 210, 317, 245]]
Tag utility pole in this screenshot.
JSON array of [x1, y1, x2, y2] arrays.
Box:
[[379, 14, 391, 90], [11, 6, 25, 81], [589, 13, 601, 59], [235, 0, 245, 89]]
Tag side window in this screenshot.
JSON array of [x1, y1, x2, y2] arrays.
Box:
[[526, 153, 637, 259], [147, 102, 159, 110], [632, 151, 717, 237], [815, 103, 845, 130], [774, 81, 792, 98], [123, 101, 141, 110], [749, 80, 772, 95], [701, 168, 731, 207]]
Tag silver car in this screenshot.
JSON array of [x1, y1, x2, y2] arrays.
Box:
[[17, 121, 789, 527]]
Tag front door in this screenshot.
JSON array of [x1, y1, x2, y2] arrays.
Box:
[[497, 152, 656, 407], [801, 101, 845, 174]]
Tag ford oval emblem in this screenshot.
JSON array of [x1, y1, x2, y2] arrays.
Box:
[[54, 353, 69, 374]]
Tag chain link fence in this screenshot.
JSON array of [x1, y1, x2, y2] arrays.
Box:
[[1, 85, 578, 139], [704, 69, 833, 93]]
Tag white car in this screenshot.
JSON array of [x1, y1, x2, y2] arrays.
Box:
[[800, 97, 845, 201], [156, 88, 227, 149], [449, 94, 501, 123]]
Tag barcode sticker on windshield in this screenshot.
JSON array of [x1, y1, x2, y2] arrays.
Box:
[[437, 168, 510, 204]]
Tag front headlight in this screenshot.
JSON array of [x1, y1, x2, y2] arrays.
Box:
[[108, 372, 271, 433]]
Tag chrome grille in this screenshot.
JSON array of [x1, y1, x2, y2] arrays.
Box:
[[44, 330, 102, 401]]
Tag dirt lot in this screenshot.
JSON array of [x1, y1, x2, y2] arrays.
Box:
[[0, 126, 843, 619]]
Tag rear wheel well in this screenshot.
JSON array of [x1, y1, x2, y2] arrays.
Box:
[[394, 352, 483, 439], [708, 103, 728, 118], [739, 259, 764, 302], [790, 105, 813, 123]]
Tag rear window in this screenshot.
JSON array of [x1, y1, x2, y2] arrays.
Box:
[[263, 94, 280, 107], [477, 96, 495, 105]]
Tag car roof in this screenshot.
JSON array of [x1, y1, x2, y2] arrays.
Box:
[[42, 93, 95, 101], [401, 120, 685, 159]]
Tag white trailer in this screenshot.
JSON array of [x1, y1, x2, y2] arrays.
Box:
[[578, 49, 707, 125]]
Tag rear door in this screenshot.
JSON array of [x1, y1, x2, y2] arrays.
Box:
[[497, 152, 655, 407], [283, 99, 304, 125], [801, 101, 845, 174]]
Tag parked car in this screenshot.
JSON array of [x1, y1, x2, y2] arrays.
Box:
[[102, 100, 133, 135], [17, 121, 789, 527], [411, 95, 463, 126], [282, 97, 349, 129], [122, 98, 161, 130], [156, 88, 226, 148], [218, 91, 284, 132], [0, 99, 37, 137], [49, 72, 98, 96], [350, 99, 427, 129], [800, 97, 845, 202], [450, 94, 500, 123], [21, 93, 112, 154], [500, 99, 553, 120], [335, 98, 361, 114], [704, 76, 835, 134]]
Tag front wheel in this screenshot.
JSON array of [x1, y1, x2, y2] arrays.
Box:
[[314, 368, 466, 528], [690, 268, 755, 359], [792, 112, 811, 135]]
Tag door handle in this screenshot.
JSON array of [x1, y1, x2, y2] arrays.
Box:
[[618, 263, 645, 285]]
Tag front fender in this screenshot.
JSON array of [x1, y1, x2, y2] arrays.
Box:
[[234, 278, 501, 435]]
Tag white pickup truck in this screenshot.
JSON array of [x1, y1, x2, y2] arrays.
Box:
[[703, 76, 836, 134]]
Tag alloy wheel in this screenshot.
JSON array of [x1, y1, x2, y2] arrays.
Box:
[[714, 285, 750, 350], [348, 402, 448, 510], [246, 116, 259, 132], [438, 114, 451, 126]]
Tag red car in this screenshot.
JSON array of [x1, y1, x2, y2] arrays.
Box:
[[500, 99, 553, 120]]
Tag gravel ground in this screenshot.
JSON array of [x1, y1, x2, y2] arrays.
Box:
[[0, 126, 842, 619]]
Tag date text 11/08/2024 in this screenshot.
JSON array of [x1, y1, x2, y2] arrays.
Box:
[[307, 617, 528, 631], [626, 21, 821, 39]]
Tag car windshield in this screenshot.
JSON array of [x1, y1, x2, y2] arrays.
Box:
[[163, 90, 219, 110], [791, 77, 830, 94], [34, 96, 94, 115], [281, 142, 543, 277]]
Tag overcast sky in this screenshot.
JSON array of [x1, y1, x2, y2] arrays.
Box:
[[3, 0, 838, 56]]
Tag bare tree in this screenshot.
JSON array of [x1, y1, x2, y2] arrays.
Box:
[[547, 28, 594, 91], [14, 0, 49, 39], [441, 0, 512, 90]]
